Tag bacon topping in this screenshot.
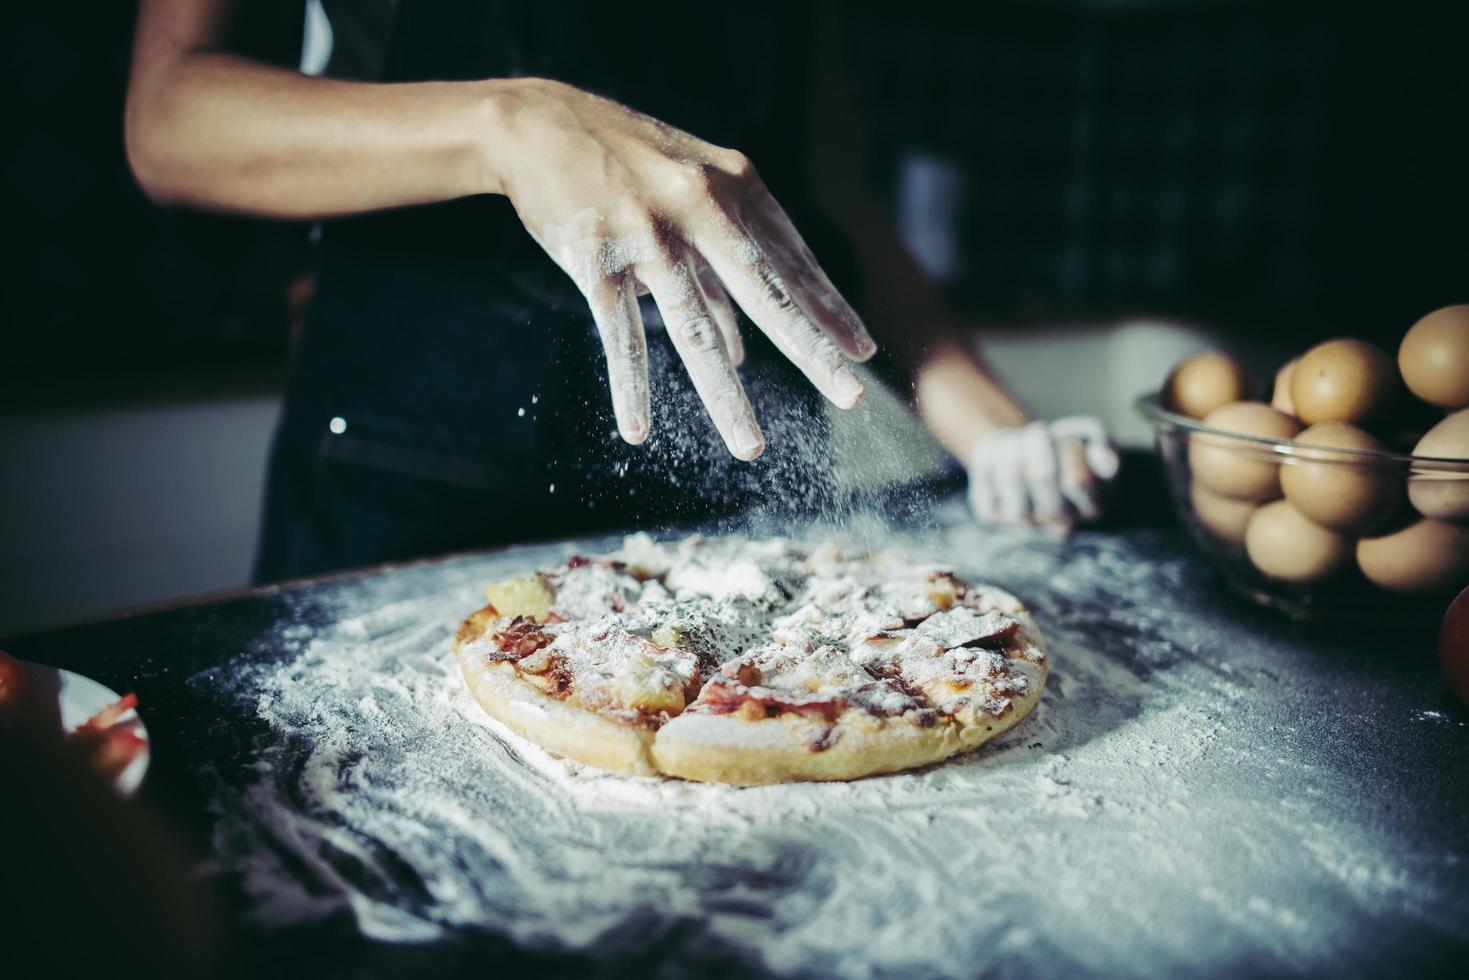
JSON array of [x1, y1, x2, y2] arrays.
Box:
[[978, 620, 1018, 647], [862, 662, 927, 702], [694, 680, 843, 724], [979, 696, 1013, 718], [542, 667, 573, 696], [845, 679, 940, 728], [488, 617, 554, 661], [807, 726, 841, 752]]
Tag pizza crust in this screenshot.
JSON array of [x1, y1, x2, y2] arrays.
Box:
[[456, 654, 659, 777], [453, 538, 1051, 785], [652, 655, 1046, 785], [457, 645, 1046, 785], [651, 713, 958, 785]]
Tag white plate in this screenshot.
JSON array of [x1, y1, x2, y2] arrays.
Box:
[[22, 661, 151, 797]]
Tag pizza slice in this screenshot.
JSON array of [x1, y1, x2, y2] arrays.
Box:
[[454, 559, 700, 776]]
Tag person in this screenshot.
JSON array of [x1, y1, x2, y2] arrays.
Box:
[[126, 0, 1118, 580]]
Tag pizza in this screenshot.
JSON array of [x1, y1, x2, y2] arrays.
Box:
[[452, 535, 1048, 785]]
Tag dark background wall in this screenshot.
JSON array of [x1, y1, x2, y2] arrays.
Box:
[[4, 2, 306, 391], [2, 1, 1465, 632], [849, 2, 1469, 344], [5, 1, 1466, 390]]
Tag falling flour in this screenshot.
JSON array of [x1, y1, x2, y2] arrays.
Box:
[[195, 506, 1468, 976]]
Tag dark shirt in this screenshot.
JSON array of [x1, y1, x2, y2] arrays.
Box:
[[258, 1, 850, 580]]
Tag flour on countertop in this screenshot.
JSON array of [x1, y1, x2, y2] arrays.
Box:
[[198, 507, 1469, 977]]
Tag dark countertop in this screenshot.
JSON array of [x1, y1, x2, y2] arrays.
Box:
[[5, 491, 1467, 978]]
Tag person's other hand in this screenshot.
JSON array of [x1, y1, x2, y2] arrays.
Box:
[[967, 417, 1120, 529], [483, 79, 876, 459]]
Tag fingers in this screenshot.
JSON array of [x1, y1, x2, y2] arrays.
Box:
[[968, 430, 1006, 524], [582, 274, 650, 444], [1020, 422, 1066, 527], [1049, 415, 1120, 480], [642, 257, 764, 460], [694, 263, 744, 365], [1056, 437, 1102, 521], [967, 459, 998, 523], [991, 441, 1028, 523], [747, 188, 876, 361], [971, 422, 1104, 528], [698, 212, 867, 410], [969, 428, 1029, 524], [1087, 441, 1121, 481]]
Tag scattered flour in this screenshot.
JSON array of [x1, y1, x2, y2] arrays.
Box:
[[197, 510, 1468, 976], [1416, 710, 1461, 725]]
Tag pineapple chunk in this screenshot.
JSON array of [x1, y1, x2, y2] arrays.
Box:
[[650, 624, 684, 649], [926, 578, 959, 611], [610, 651, 686, 714], [484, 574, 556, 623]]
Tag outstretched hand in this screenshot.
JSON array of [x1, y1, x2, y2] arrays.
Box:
[[967, 416, 1120, 529], [486, 79, 876, 459]]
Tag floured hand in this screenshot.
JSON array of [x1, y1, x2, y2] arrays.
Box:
[[967, 417, 1120, 529], [483, 79, 876, 459]]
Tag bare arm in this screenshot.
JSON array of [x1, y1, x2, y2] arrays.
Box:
[[127, 0, 878, 459], [126, 0, 495, 216]]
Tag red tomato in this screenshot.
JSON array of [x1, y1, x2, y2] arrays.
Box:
[[0, 650, 28, 711], [1442, 586, 1469, 708]]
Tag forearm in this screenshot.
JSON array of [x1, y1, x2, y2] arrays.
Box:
[[913, 335, 1028, 460], [126, 53, 499, 218]]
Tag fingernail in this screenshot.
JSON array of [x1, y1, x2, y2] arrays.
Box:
[[832, 365, 864, 407], [622, 415, 649, 444], [734, 419, 765, 459], [855, 333, 878, 360]]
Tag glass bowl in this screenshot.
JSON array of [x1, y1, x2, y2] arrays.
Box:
[[1136, 393, 1469, 622]]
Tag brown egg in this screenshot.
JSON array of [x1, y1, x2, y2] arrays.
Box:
[[1280, 422, 1401, 532], [1357, 519, 1469, 594], [1290, 339, 1396, 425], [1189, 402, 1301, 501], [1399, 304, 1469, 409], [1163, 352, 1253, 419], [1245, 500, 1354, 584], [1441, 586, 1469, 707], [1408, 409, 1469, 523], [1271, 358, 1299, 415], [1190, 482, 1256, 545]]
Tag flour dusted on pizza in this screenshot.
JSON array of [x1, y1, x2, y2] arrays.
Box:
[[453, 535, 1048, 784]]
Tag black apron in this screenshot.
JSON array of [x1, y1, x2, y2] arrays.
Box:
[[255, 0, 858, 581]]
